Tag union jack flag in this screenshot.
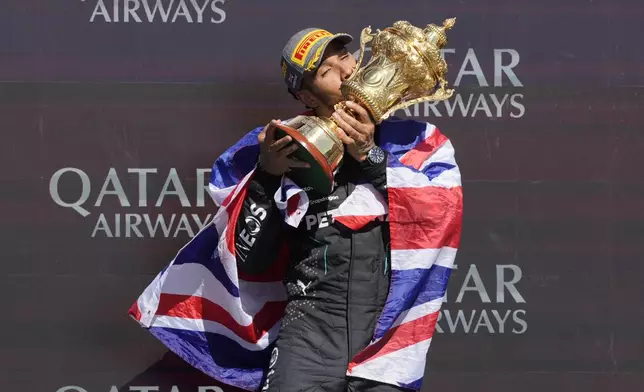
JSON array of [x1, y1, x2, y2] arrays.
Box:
[[129, 116, 463, 391]]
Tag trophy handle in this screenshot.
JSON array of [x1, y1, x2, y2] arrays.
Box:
[[380, 86, 455, 120], [348, 27, 375, 82]]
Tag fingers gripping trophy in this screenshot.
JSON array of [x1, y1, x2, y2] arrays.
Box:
[[275, 18, 457, 194]]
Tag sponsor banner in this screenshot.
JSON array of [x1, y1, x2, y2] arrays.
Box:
[[49, 167, 217, 238], [55, 387, 225, 392], [395, 48, 525, 119], [80, 0, 229, 24], [437, 263, 527, 335]]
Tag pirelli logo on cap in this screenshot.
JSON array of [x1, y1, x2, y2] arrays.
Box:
[[291, 29, 332, 66]]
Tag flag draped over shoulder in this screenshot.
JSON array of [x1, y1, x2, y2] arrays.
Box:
[[129, 117, 463, 391]]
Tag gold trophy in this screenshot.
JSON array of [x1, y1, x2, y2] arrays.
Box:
[[275, 18, 457, 194]]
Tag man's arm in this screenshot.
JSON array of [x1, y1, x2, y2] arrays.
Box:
[[235, 168, 284, 274], [234, 119, 310, 274], [356, 151, 388, 199], [342, 148, 388, 201]]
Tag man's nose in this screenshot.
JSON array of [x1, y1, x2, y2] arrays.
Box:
[[339, 63, 355, 81]]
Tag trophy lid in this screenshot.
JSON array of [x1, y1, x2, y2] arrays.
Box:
[[424, 18, 456, 49]]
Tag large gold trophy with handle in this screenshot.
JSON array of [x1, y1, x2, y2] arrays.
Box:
[[275, 18, 457, 194]]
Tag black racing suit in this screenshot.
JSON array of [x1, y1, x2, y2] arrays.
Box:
[[235, 147, 409, 392]]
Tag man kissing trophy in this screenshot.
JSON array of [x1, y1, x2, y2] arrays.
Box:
[[275, 18, 456, 194], [130, 17, 464, 392]]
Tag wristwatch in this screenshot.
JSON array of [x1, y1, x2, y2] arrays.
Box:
[[365, 145, 386, 165]]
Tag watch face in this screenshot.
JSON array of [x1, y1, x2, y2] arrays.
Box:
[[368, 146, 385, 164]]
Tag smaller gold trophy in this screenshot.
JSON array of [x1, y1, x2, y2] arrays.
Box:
[[275, 18, 456, 194]]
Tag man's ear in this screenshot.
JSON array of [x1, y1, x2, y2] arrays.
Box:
[[295, 89, 319, 109]]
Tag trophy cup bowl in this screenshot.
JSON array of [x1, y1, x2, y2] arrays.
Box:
[[274, 18, 457, 195]]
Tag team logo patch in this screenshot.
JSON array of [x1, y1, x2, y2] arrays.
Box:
[[291, 29, 332, 66]]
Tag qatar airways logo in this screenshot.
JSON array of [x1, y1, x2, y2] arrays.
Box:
[[390, 48, 525, 119], [437, 263, 528, 335], [79, 0, 228, 24], [55, 386, 223, 392], [49, 167, 217, 239]]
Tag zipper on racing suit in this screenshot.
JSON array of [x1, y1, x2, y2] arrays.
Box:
[[346, 181, 355, 364]]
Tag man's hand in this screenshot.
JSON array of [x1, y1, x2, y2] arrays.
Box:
[[258, 119, 310, 176], [332, 101, 376, 162]]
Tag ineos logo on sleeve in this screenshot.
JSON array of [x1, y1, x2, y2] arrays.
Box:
[[244, 216, 261, 235], [249, 202, 267, 220], [269, 347, 279, 368], [239, 202, 267, 249], [261, 347, 279, 391]]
